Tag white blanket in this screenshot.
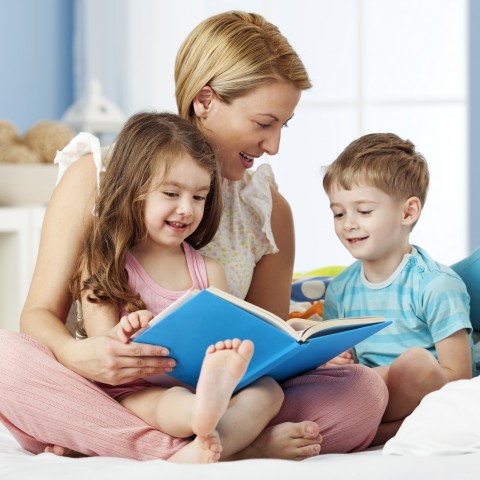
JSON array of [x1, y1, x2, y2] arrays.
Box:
[[384, 377, 480, 455], [1, 422, 479, 480]]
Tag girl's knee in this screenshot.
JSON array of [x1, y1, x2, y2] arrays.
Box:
[[250, 376, 285, 413]]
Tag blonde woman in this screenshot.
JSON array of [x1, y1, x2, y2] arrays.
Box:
[[0, 11, 387, 461]]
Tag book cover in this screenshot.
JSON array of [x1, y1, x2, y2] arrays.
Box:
[[132, 288, 390, 390]]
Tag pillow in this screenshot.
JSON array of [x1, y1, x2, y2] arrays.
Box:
[[451, 248, 480, 332], [291, 266, 345, 303], [383, 377, 480, 455]]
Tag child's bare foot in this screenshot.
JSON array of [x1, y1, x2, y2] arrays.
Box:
[[191, 339, 254, 436], [168, 430, 222, 464], [44, 445, 84, 458], [232, 421, 322, 461]]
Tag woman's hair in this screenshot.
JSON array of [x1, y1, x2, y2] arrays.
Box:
[[71, 111, 222, 316], [175, 10, 312, 124], [323, 132, 430, 207]]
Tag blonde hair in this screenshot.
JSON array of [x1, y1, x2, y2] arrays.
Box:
[[71, 112, 222, 318], [175, 10, 312, 123], [323, 133, 429, 207]]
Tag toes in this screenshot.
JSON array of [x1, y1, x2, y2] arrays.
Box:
[[298, 421, 321, 439], [237, 339, 254, 361], [296, 443, 321, 459]]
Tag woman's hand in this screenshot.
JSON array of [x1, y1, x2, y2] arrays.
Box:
[[59, 325, 176, 386]]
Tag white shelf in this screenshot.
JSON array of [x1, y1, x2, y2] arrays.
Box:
[[0, 206, 46, 331]]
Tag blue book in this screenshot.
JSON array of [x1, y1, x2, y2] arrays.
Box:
[[132, 287, 391, 391]]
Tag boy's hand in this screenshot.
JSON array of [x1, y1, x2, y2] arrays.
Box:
[[324, 349, 355, 367], [116, 310, 154, 343]]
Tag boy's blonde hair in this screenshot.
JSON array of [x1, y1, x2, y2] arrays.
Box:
[[175, 10, 312, 124], [323, 133, 429, 206]]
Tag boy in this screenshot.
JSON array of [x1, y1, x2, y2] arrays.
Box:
[[322, 133, 474, 445]]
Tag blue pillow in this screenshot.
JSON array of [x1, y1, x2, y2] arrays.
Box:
[[290, 276, 332, 302], [451, 248, 480, 332]]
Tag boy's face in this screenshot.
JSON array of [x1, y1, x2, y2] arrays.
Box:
[[328, 183, 412, 267]]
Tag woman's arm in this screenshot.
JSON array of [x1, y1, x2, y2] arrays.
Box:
[[245, 187, 294, 320], [20, 154, 97, 347], [20, 154, 174, 385]]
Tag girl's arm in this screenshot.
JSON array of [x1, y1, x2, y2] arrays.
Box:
[[80, 291, 121, 338], [204, 256, 229, 291], [435, 329, 473, 381], [80, 284, 155, 345], [245, 187, 294, 320], [20, 154, 174, 385]]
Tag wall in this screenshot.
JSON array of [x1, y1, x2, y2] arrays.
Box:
[[0, 0, 74, 133], [470, 1, 480, 251]]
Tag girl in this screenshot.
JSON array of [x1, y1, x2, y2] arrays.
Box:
[[71, 111, 284, 463]]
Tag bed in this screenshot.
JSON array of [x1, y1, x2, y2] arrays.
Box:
[[1, 419, 480, 480], [2, 251, 480, 477]]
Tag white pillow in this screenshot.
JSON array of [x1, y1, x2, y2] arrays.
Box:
[[383, 377, 480, 456]]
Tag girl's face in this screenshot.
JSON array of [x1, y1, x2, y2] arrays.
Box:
[[142, 154, 211, 250], [328, 183, 412, 273], [195, 81, 301, 181]]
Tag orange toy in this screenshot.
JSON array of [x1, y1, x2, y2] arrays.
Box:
[[289, 300, 324, 320]]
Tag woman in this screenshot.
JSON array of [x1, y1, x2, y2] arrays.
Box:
[[0, 11, 388, 461]]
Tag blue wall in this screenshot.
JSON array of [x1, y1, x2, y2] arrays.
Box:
[[0, 0, 74, 133], [470, 0, 480, 251]]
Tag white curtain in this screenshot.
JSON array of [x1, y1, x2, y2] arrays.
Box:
[[73, 0, 468, 270]]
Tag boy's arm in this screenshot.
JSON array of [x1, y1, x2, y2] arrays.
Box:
[[435, 329, 472, 381], [421, 270, 472, 380]]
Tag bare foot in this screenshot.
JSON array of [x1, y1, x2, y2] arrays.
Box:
[[191, 339, 254, 436], [44, 445, 84, 457], [168, 430, 222, 464], [232, 421, 322, 461]]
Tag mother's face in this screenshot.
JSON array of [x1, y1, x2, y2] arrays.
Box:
[[193, 81, 301, 181]]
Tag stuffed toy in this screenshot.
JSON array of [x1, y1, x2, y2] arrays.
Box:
[[0, 119, 74, 164], [0, 120, 18, 146]]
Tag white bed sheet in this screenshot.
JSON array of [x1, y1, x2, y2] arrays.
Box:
[[1, 423, 479, 480]]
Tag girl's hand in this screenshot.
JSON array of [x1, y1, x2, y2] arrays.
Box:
[[59, 325, 176, 386], [324, 349, 355, 367], [116, 310, 154, 343]]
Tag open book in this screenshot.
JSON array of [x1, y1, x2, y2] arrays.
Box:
[[132, 287, 390, 390]]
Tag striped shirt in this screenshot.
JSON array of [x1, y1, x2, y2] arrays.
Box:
[[323, 246, 473, 370]]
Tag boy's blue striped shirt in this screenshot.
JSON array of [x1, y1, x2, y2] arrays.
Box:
[[323, 246, 474, 372]]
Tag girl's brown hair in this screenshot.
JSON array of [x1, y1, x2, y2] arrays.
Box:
[[71, 111, 222, 315]]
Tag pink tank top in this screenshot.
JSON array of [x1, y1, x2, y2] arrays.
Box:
[[125, 242, 209, 315]]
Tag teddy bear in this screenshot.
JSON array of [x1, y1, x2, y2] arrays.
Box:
[[0, 119, 74, 164]]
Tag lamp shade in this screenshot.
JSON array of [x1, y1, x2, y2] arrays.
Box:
[[62, 79, 126, 135]]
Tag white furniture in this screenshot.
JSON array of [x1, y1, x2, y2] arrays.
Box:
[[0, 206, 45, 331]]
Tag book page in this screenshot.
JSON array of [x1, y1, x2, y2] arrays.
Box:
[[206, 287, 301, 340], [299, 316, 385, 341]]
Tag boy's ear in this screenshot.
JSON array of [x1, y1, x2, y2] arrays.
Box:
[[192, 86, 216, 119], [402, 196, 422, 226]]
